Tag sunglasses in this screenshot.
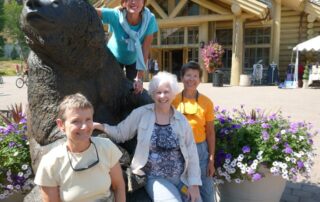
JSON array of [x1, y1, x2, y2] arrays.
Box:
[[179, 91, 199, 115], [67, 140, 99, 172]]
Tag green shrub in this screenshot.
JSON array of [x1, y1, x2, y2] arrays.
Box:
[[0, 104, 34, 199], [303, 66, 309, 80]]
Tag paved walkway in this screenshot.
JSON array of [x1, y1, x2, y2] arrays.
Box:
[[1, 76, 320, 201]]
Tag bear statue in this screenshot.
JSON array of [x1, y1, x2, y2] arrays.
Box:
[[20, 0, 152, 201]]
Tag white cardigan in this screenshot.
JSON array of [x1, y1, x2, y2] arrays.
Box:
[[103, 103, 202, 186]]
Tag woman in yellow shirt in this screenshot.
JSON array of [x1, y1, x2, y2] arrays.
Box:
[[172, 61, 216, 202]]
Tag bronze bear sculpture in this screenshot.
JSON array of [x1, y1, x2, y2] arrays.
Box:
[[21, 0, 152, 201]]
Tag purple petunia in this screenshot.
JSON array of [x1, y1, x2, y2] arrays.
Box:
[[8, 141, 16, 148], [214, 106, 220, 111], [262, 130, 269, 141], [225, 153, 232, 159], [247, 119, 255, 124], [297, 161, 304, 169], [268, 113, 277, 120], [284, 145, 293, 154], [252, 173, 262, 181], [247, 168, 255, 175], [232, 124, 241, 129], [242, 146, 251, 153], [308, 139, 313, 145], [20, 118, 27, 124], [261, 123, 270, 129]]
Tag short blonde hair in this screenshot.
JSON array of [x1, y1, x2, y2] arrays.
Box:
[[57, 93, 93, 121], [148, 71, 180, 99]]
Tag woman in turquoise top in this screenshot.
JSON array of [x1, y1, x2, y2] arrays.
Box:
[[96, 0, 158, 94]]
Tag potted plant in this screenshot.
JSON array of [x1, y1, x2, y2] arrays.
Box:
[[302, 65, 309, 89], [200, 41, 225, 73], [0, 104, 34, 201], [214, 105, 317, 202], [200, 41, 225, 86]]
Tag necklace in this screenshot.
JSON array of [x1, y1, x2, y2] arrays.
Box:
[[155, 107, 172, 125]]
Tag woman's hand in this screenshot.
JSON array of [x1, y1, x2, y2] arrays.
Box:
[[207, 158, 215, 177], [133, 79, 143, 94], [187, 185, 201, 202], [93, 122, 104, 132], [133, 71, 144, 94]]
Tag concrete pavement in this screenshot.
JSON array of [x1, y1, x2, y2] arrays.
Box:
[[1, 76, 320, 201]]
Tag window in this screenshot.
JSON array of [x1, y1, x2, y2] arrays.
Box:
[[178, 1, 199, 16], [152, 32, 158, 45], [216, 29, 232, 46], [244, 48, 270, 69], [216, 29, 232, 68], [188, 27, 199, 44], [221, 49, 232, 68], [157, 0, 168, 14], [245, 27, 271, 45], [244, 27, 271, 69], [161, 28, 184, 45], [188, 48, 199, 62]]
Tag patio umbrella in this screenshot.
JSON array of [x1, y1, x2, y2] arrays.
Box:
[[292, 35, 320, 88]]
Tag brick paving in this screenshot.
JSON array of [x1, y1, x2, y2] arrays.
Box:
[[1, 76, 320, 201]]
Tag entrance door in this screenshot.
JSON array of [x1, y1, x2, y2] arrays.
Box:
[[172, 50, 183, 81], [161, 49, 183, 81]]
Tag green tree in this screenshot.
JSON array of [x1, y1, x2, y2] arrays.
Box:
[[3, 0, 28, 60], [10, 47, 19, 59], [0, 0, 5, 57]]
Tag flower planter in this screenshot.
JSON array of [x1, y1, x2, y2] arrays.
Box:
[[217, 169, 286, 202], [1, 192, 25, 202], [303, 79, 309, 89], [212, 70, 223, 87], [239, 74, 251, 86]]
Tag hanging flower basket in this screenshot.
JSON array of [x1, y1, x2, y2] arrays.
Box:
[[200, 41, 225, 73]]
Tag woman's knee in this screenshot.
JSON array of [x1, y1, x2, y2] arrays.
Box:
[[145, 178, 182, 202]]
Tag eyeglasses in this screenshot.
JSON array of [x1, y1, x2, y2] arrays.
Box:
[[67, 140, 99, 172], [180, 91, 199, 115]]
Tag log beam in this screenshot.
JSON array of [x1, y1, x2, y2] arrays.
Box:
[[191, 0, 231, 14], [149, 0, 168, 19], [169, 0, 188, 18], [220, 0, 268, 18], [157, 14, 252, 28]]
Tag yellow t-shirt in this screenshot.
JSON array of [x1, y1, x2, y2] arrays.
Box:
[[34, 137, 122, 202], [172, 92, 214, 143]]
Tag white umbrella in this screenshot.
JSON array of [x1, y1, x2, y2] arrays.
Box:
[[292, 35, 320, 88], [293, 35, 320, 51]]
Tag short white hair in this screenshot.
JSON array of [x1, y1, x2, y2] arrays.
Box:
[[148, 71, 180, 99]]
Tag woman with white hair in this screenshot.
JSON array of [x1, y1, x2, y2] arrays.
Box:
[[94, 72, 202, 202]]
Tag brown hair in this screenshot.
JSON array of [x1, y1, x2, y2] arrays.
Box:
[[181, 61, 203, 78], [57, 93, 94, 121]]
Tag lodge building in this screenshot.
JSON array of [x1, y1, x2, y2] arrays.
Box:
[[100, 0, 320, 85]]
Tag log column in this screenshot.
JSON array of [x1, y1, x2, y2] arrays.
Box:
[[230, 3, 244, 86], [307, 14, 316, 39], [271, 0, 281, 66]]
